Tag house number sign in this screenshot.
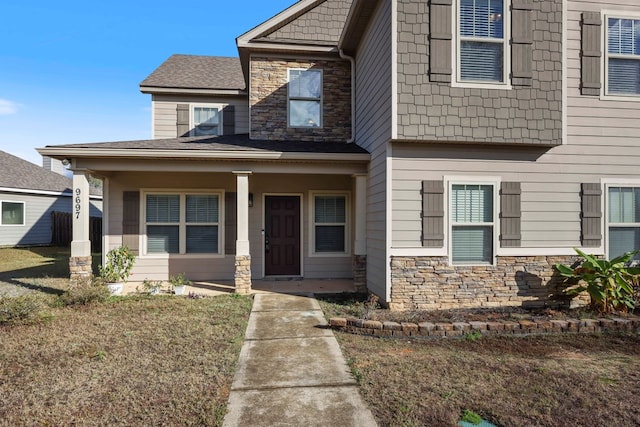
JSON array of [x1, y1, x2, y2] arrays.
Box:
[[75, 188, 81, 219]]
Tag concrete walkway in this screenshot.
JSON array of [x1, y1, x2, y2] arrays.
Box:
[[223, 293, 377, 427]]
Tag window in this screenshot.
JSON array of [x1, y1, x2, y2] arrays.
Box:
[[145, 193, 220, 255], [457, 0, 507, 84], [1, 201, 25, 225], [608, 187, 640, 259], [288, 69, 322, 127], [192, 106, 221, 136], [313, 195, 347, 253], [450, 184, 495, 264], [606, 17, 640, 95]]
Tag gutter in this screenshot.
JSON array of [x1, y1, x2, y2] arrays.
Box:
[[339, 49, 356, 144]]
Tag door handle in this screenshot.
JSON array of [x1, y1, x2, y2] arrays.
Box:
[[265, 234, 270, 253]]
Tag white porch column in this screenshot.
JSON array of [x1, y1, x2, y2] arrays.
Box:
[[233, 171, 252, 293], [353, 174, 367, 291], [69, 169, 92, 279]]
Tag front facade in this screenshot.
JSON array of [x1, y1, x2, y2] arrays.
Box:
[[39, 0, 640, 309]]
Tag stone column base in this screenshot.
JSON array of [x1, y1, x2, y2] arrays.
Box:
[[352, 255, 367, 292], [69, 256, 93, 280], [234, 255, 252, 294]]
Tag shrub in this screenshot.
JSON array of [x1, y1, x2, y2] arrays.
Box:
[[0, 294, 45, 325], [60, 277, 110, 306], [555, 249, 640, 313], [99, 246, 136, 283]]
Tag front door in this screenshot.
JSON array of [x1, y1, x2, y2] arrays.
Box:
[[265, 196, 301, 276]]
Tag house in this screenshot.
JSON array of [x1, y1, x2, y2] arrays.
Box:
[[0, 151, 102, 247], [38, 0, 640, 310]]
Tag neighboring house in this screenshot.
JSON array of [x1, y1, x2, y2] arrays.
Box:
[[0, 151, 102, 247], [38, 0, 640, 310]]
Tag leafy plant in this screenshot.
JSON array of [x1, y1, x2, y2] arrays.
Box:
[[555, 249, 640, 313], [99, 246, 136, 283], [169, 273, 192, 288], [461, 409, 483, 425], [138, 279, 163, 295]]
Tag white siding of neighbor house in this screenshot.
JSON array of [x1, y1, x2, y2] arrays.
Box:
[[391, 0, 640, 250], [151, 94, 249, 139], [354, 0, 393, 299], [0, 192, 101, 247], [106, 172, 354, 282]]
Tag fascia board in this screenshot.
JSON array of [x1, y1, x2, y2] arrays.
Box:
[[139, 86, 247, 96]]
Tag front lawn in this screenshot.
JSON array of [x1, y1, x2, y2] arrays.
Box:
[[0, 295, 252, 426]]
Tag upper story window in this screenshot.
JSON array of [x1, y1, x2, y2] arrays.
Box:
[[606, 17, 640, 95], [192, 106, 221, 136], [1, 201, 25, 226], [288, 69, 322, 128], [457, 0, 508, 85]]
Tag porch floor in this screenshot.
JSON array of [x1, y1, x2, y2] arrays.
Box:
[[120, 278, 356, 297]]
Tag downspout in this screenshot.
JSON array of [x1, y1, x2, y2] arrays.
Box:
[[339, 49, 355, 144]]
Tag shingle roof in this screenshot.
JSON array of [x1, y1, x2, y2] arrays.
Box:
[[44, 134, 369, 155], [140, 55, 245, 91], [0, 150, 102, 195]]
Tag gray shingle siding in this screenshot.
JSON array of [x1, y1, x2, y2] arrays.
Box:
[[396, 0, 563, 145]]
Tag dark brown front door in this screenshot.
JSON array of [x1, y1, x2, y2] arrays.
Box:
[[265, 196, 301, 276]]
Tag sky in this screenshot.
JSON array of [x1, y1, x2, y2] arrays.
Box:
[[0, 0, 295, 166]]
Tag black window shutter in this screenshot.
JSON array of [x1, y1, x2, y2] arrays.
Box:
[[511, 0, 533, 86], [581, 183, 602, 247], [500, 182, 522, 247], [430, 0, 453, 83], [176, 104, 190, 137], [122, 191, 140, 255], [581, 12, 602, 96], [223, 105, 235, 135], [225, 192, 237, 255], [422, 180, 445, 247]]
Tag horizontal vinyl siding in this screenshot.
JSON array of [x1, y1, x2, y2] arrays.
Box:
[[107, 172, 353, 281], [354, 0, 392, 299], [151, 94, 249, 139]]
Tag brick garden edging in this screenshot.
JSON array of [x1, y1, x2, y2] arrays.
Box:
[[328, 316, 640, 338]]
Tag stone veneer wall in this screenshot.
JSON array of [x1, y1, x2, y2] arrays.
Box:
[[395, 0, 562, 145], [69, 256, 92, 280], [352, 255, 367, 292], [390, 255, 583, 311], [250, 57, 351, 142], [234, 255, 252, 294]]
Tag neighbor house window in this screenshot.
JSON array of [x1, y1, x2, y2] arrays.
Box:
[[450, 184, 495, 264], [1, 201, 25, 225], [145, 193, 220, 255], [288, 69, 322, 127], [313, 194, 346, 253], [458, 0, 507, 83], [192, 106, 221, 136], [606, 17, 640, 95], [608, 187, 640, 258]]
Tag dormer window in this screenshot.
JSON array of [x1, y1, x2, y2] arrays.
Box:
[[192, 106, 221, 136], [288, 69, 322, 128]]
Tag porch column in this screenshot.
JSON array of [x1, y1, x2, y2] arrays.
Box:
[[353, 174, 367, 292], [69, 169, 92, 280], [233, 171, 252, 294]]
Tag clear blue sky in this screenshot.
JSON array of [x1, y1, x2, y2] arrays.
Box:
[[0, 0, 294, 165]]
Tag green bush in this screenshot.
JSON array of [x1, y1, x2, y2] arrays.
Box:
[[0, 294, 46, 325], [555, 249, 640, 313], [60, 277, 110, 306]]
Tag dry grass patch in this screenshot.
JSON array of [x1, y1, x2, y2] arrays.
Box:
[[0, 294, 252, 426], [336, 332, 640, 427]]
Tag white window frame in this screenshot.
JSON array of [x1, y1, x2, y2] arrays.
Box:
[[190, 104, 224, 136], [452, 0, 512, 89], [604, 180, 640, 259], [141, 189, 224, 258], [0, 200, 25, 226], [446, 177, 499, 266], [287, 68, 323, 128], [603, 12, 640, 99], [308, 191, 350, 257]]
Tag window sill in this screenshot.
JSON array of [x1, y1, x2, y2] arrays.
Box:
[[140, 253, 226, 259], [600, 93, 640, 102], [451, 81, 512, 90], [309, 252, 351, 258]]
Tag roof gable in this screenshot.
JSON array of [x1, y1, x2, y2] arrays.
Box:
[[0, 150, 73, 194]]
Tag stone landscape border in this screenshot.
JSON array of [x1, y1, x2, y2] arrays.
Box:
[[328, 316, 640, 338]]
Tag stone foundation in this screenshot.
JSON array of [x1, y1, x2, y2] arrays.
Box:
[[390, 255, 586, 311], [352, 255, 367, 292], [69, 256, 92, 280], [234, 255, 252, 294]]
